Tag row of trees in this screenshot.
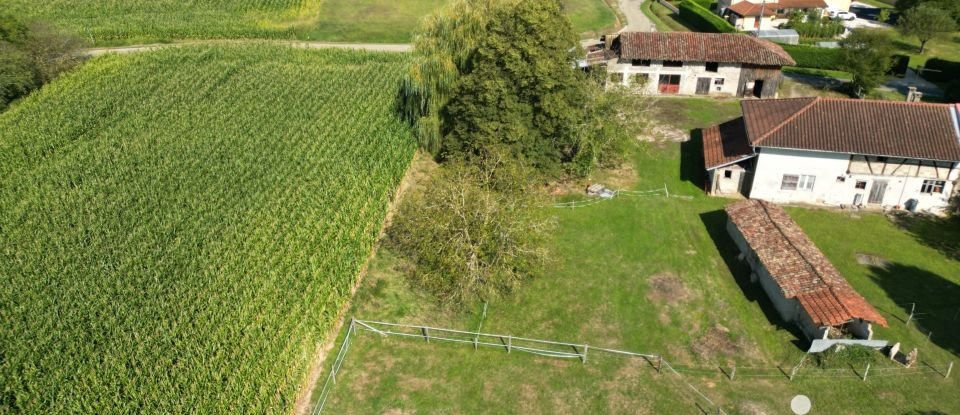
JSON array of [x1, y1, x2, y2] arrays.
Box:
[[390, 0, 647, 307], [0, 14, 86, 110]]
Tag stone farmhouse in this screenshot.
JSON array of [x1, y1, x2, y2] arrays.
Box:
[[604, 32, 795, 98], [725, 199, 888, 344], [704, 98, 960, 214]]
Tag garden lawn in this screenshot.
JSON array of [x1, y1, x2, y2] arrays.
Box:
[[312, 98, 960, 414]]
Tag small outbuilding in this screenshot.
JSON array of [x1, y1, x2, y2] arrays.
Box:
[[725, 199, 888, 345]]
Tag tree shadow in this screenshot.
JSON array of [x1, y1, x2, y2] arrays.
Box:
[[680, 129, 704, 189], [867, 262, 960, 357], [886, 211, 960, 262], [699, 210, 808, 351]]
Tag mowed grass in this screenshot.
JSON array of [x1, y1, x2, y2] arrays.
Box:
[[314, 98, 960, 414], [1, 0, 617, 44], [0, 45, 415, 413]]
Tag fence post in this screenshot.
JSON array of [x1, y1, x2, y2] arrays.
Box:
[[507, 336, 512, 353], [927, 331, 933, 344], [907, 303, 915, 325], [730, 364, 736, 381], [789, 365, 798, 381], [582, 344, 589, 364], [863, 363, 870, 381], [423, 327, 430, 343], [946, 362, 953, 379], [657, 356, 663, 374]]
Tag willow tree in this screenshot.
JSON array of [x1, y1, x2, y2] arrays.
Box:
[[400, 0, 512, 154]]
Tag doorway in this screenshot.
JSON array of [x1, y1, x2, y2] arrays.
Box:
[[752, 80, 765, 98], [658, 74, 681, 94], [868, 180, 887, 204], [696, 77, 711, 95]]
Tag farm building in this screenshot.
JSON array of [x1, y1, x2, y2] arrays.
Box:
[[703, 98, 960, 215], [725, 199, 888, 343], [603, 32, 795, 98]]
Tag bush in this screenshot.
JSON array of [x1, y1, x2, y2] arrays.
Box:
[[888, 54, 910, 77], [922, 58, 960, 83], [780, 44, 845, 70], [678, 0, 737, 33]]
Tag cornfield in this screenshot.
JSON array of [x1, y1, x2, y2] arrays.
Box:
[[0, 0, 321, 42], [0, 44, 415, 413]]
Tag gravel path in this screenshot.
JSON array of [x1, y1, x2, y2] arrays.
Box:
[[618, 0, 656, 32]]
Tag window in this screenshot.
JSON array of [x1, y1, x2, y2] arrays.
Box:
[[631, 59, 651, 66], [781, 174, 815, 191], [724, 170, 733, 179], [855, 180, 867, 189], [610, 72, 624, 83], [714, 78, 725, 85], [663, 60, 683, 68], [705, 62, 719, 72], [657, 74, 681, 94], [920, 180, 945, 194], [631, 73, 649, 87]]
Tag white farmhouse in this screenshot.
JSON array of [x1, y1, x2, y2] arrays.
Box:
[[720, 0, 829, 31], [704, 97, 960, 214], [604, 32, 795, 98]]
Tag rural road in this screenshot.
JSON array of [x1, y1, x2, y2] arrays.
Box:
[[82, 40, 411, 56], [618, 0, 656, 32]]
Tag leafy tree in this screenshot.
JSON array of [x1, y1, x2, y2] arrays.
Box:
[[22, 22, 87, 83], [0, 41, 37, 109], [897, 5, 957, 54], [387, 157, 554, 307], [0, 13, 29, 44], [895, 0, 960, 25], [840, 29, 895, 97], [442, 0, 587, 175]]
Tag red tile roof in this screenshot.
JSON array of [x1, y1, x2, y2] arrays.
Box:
[[702, 118, 755, 170], [729, 0, 828, 16], [614, 32, 796, 66], [725, 199, 888, 327], [741, 97, 960, 162]]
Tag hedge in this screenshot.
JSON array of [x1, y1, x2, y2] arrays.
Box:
[[922, 58, 960, 83], [678, 0, 737, 33], [888, 54, 909, 78], [779, 44, 844, 70]]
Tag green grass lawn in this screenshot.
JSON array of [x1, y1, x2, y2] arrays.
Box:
[[643, 0, 692, 32], [3, 0, 618, 44], [309, 97, 960, 414]]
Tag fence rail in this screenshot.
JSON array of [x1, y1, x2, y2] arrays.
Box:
[[313, 318, 954, 414]]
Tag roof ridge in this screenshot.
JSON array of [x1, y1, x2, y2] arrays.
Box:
[[754, 97, 820, 145], [816, 97, 952, 108]]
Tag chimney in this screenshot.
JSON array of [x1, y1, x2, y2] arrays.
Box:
[[906, 86, 923, 102]]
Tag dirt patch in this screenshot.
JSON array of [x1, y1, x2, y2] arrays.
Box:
[[737, 401, 772, 415], [691, 323, 758, 362], [646, 272, 695, 306], [638, 122, 689, 142], [855, 252, 890, 268]]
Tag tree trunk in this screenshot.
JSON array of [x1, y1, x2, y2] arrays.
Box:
[[919, 39, 928, 54]]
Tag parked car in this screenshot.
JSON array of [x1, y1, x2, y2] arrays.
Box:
[[830, 10, 857, 20]]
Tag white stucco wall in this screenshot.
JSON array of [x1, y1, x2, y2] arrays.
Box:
[[607, 59, 741, 96], [749, 147, 959, 213], [709, 165, 746, 195]]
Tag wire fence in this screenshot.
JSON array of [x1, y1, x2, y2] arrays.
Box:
[[551, 184, 694, 209], [312, 318, 955, 414]]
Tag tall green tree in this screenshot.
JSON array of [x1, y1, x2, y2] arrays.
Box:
[[840, 29, 895, 97], [387, 158, 554, 307], [895, 0, 960, 25], [443, 0, 587, 175], [897, 5, 957, 54]]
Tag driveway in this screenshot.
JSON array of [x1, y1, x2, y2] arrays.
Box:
[[618, 0, 656, 32]]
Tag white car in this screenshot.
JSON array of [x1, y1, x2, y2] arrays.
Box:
[[830, 10, 857, 20]]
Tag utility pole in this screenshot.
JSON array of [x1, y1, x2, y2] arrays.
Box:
[[758, 0, 767, 30]]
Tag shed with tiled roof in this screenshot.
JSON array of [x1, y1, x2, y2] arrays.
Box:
[[724, 199, 888, 345]]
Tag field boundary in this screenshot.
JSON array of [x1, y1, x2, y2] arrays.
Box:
[[291, 152, 424, 415], [313, 317, 955, 414]]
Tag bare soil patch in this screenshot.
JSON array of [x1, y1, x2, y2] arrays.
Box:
[[855, 252, 890, 268], [646, 272, 695, 306]]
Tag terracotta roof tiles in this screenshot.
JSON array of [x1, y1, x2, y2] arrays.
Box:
[[702, 118, 755, 170], [741, 97, 960, 161], [725, 199, 888, 327], [614, 32, 796, 66]]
